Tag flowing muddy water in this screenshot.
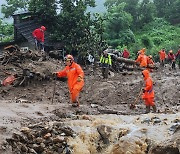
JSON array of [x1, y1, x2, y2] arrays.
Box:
[[63, 113, 180, 154]]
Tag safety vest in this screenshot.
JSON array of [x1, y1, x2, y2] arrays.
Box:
[[100, 54, 112, 65]]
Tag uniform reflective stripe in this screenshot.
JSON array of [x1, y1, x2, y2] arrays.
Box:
[[100, 55, 112, 65], [147, 87, 153, 93]]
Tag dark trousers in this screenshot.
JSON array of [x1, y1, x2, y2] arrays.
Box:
[[34, 39, 44, 51], [160, 60, 165, 67], [171, 61, 176, 70], [177, 59, 180, 69], [102, 67, 109, 79]]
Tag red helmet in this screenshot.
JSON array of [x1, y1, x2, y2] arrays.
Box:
[[65, 54, 74, 61], [41, 26, 46, 31]]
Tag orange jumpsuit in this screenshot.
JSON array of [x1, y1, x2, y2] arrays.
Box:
[[159, 50, 166, 61], [135, 52, 148, 67], [141, 70, 155, 106], [147, 57, 155, 72], [57, 62, 84, 103]]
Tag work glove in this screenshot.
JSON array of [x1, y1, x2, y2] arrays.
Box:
[[77, 76, 82, 82]]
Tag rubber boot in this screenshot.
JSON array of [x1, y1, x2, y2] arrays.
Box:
[[152, 105, 157, 113], [72, 100, 80, 107], [145, 106, 150, 114]]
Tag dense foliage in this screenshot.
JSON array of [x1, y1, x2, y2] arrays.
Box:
[[0, 0, 179, 58]]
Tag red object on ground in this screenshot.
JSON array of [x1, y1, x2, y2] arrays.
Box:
[[2, 75, 16, 86]]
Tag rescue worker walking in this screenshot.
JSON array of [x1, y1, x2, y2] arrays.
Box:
[[100, 50, 112, 79], [158, 48, 166, 67], [135, 48, 148, 68], [168, 50, 176, 70], [175, 45, 180, 69], [32, 26, 46, 52], [54, 54, 84, 107], [141, 69, 156, 113]]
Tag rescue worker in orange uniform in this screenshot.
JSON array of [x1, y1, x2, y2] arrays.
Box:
[[158, 48, 166, 67], [141, 69, 156, 113], [54, 54, 84, 107], [135, 48, 148, 68], [147, 55, 155, 72]]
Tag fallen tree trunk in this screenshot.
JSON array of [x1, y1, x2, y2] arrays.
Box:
[[116, 57, 136, 65], [113, 56, 158, 69]]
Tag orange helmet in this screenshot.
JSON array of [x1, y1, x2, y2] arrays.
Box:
[[65, 54, 74, 61], [41, 26, 46, 31]]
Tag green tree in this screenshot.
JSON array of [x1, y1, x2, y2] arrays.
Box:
[[103, 3, 134, 47], [154, 0, 180, 24], [1, 0, 29, 18], [0, 19, 13, 42], [137, 0, 155, 29], [50, 0, 107, 55], [29, 0, 57, 27]]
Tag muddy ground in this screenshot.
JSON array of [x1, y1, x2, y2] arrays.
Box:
[[0, 54, 179, 154]]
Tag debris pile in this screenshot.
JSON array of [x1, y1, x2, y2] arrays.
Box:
[[1, 45, 41, 65], [5, 122, 76, 154], [0, 45, 62, 87]]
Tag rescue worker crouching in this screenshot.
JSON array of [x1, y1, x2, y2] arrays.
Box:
[[99, 50, 112, 79], [141, 69, 157, 113], [54, 54, 84, 107]]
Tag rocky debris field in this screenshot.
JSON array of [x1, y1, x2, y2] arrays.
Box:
[[0, 47, 180, 154]]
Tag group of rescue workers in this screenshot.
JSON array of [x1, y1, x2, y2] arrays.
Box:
[[32, 25, 180, 113]]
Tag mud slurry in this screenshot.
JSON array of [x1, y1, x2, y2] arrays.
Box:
[[0, 57, 180, 153]]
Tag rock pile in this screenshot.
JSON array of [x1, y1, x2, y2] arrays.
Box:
[[4, 122, 76, 154]]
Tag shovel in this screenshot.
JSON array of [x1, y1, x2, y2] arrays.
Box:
[[130, 87, 143, 109]]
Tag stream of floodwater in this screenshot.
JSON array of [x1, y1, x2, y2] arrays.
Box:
[[61, 113, 179, 154]]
